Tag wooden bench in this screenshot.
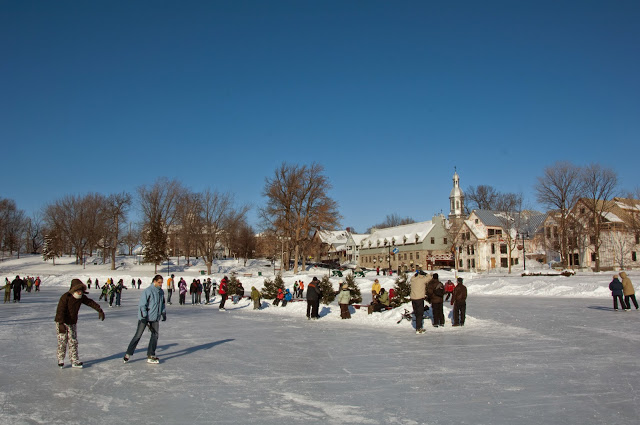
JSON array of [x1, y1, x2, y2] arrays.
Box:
[[242, 273, 252, 277], [351, 304, 393, 314]]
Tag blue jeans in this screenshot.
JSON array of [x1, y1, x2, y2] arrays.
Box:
[[126, 320, 159, 357], [115, 292, 122, 306]]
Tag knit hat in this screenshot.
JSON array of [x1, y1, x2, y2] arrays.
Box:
[[613, 274, 619, 279], [457, 277, 463, 284], [69, 278, 88, 294], [342, 283, 348, 290]]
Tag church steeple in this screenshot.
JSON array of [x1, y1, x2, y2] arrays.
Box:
[[449, 168, 465, 219]]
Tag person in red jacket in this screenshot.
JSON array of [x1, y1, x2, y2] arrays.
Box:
[[273, 288, 284, 306], [444, 280, 455, 301], [218, 276, 229, 311]]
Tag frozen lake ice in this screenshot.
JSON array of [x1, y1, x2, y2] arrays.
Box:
[[1, 286, 639, 425]]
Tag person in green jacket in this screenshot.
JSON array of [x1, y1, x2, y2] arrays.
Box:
[[250, 286, 261, 310], [337, 283, 351, 319], [2, 278, 12, 303]]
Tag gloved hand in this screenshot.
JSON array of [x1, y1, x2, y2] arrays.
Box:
[[98, 310, 105, 321], [162, 313, 166, 322], [58, 323, 67, 334]]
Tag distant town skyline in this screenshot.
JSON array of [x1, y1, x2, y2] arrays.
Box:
[[2, 1, 639, 232]]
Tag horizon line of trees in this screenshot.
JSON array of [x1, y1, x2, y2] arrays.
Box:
[[3, 161, 639, 273]]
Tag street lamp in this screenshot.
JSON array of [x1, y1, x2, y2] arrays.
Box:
[[520, 231, 529, 271]]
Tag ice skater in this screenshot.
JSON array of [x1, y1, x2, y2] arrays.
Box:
[[123, 274, 166, 364], [54, 279, 105, 368]]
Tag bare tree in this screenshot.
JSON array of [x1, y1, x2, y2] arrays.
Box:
[[174, 190, 202, 266], [43, 193, 105, 264], [196, 189, 249, 275], [580, 163, 618, 272], [261, 163, 341, 274], [103, 192, 132, 270], [604, 230, 631, 270], [494, 193, 524, 274], [123, 223, 141, 256], [25, 212, 44, 254], [535, 161, 583, 268], [229, 219, 257, 266], [465, 185, 500, 212], [366, 213, 415, 233]]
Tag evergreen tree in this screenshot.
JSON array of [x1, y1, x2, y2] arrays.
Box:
[[143, 217, 168, 269], [42, 230, 63, 265], [262, 274, 284, 299], [344, 273, 362, 304], [391, 272, 411, 307], [227, 275, 241, 297], [319, 275, 336, 305]]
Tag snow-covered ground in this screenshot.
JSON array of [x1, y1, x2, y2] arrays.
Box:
[[1, 255, 639, 424]]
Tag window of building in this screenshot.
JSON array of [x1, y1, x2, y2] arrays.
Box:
[[404, 253, 407, 260], [416, 252, 420, 259], [553, 226, 558, 238], [471, 245, 475, 255], [409, 253, 413, 260], [430, 237, 435, 244], [546, 227, 551, 238], [633, 252, 637, 262], [636, 234, 640, 244], [491, 243, 495, 254], [444, 237, 448, 245], [467, 259, 471, 269], [500, 244, 507, 254], [471, 259, 475, 268], [459, 259, 463, 268], [501, 258, 508, 268], [475, 219, 478, 224], [589, 236, 596, 245], [591, 253, 596, 262], [580, 207, 585, 214], [466, 246, 470, 255]]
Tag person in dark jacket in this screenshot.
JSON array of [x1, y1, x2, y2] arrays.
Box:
[[54, 279, 105, 368], [426, 273, 445, 327], [204, 278, 212, 304], [609, 275, 625, 311], [451, 277, 467, 326], [115, 279, 127, 307], [306, 277, 321, 319], [11, 275, 23, 303]]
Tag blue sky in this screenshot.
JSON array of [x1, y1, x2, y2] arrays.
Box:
[[2, 1, 639, 233]]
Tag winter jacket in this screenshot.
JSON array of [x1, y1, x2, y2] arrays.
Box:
[[250, 287, 261, 301], [55, 290, 102, 325], [337, 289, 350, 304], [609, 278, 624, 296], [371, 281, 381, 295], [620, 272, 635, 296], [410, 273, 429, 300], [452, 283, 468, 304], [276, 288, 284, 300], [378, 291, 390, 306], [179, 280, 187, 295], [306, 279, 321, 301], [11, 278, 23, 293], [189, 282, 198, 294], [219, 279, 228, 295], [204, 281, 212, 293], [236, 285, 244, 297], [138, 284, 166, 322], [426, 278, 445, 304], [284, 289, 292, 302], [444, 281, 455, 293]]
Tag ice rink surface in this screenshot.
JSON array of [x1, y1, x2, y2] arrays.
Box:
[[1, 288, 639, 425]]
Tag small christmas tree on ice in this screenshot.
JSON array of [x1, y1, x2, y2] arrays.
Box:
[[390, 272, 411, 308], [262, 274, 284, 299], [227, 275, 241, 297], [319, 275, 336, 305], [344, 273, 362, 304]]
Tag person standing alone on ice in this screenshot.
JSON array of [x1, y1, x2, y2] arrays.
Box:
[[166, 274, 175, 305], [451, 277, 467, 326], [123, 274, 166, 364], [306, 277, 321, 320], [54, 279, 105, 368], [410, 270, 429, 334], [11, 275, 23, 303]]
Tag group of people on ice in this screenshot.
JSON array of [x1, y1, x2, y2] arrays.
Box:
[[409, 271, 467, 334], [2, 275, 41, 303]]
